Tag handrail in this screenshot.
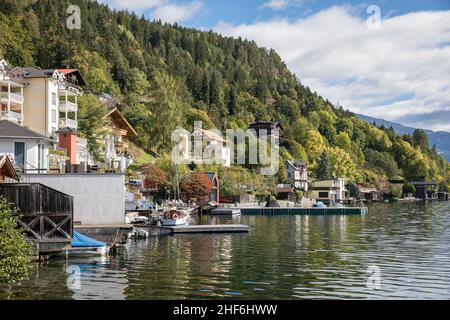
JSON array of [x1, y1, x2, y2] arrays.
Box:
[[1, 92, 24, 103]]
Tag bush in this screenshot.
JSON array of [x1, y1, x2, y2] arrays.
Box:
[[402, 181, 416, 196], [0, 196, 33, 283]]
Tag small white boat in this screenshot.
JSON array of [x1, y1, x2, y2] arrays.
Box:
[[161, 210, 190, 226]]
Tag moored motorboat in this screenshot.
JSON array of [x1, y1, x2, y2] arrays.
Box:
[[160, 210, 190, 226], [68, 231, 110, 257]]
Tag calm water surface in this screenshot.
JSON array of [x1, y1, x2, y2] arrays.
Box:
[[1, 202, 450, 300]]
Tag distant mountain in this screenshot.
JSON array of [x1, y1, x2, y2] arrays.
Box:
[[356, 113, 450, 161]]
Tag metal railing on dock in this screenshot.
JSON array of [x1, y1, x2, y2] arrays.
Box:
[[240, 207, 367, 216]]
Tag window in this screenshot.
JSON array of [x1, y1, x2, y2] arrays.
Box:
[[51, 110, 57, 123], [52, 92, 57, 106], [14, 142, 25, 169], [38, 144, 45, 170], [319, 192, 329, 198]]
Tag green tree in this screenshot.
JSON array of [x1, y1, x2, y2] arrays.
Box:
[[327, 147, 358, 181], [77, 94, 109, 161], [144, 70, 190, 151], [402, 181, 416, 196], [412, 129, 429, 152], [317, 151, 331, 179], [335, 131, 352, 151], [347, 182, 360, 200], [0, 196, 33, 283]]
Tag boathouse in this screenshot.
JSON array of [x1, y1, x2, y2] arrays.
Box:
[[359, 187, 380, 202], [0, 183, 73, 253], [412, 181, 437, 200]]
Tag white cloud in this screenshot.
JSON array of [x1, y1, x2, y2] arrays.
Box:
[[101, 0, 164, 11], [261, 0, 289, 10], [154, 1, 203, 23], [100, 0, 203, 23], [215, 6, 450, 131]]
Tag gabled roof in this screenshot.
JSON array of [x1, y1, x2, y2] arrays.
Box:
[[286, 160, 307, 169], [10, 67, 86, 87], [0, 155, 19, 181], [57, 68, 86, 86], [194, 172, 218, 182], [249, 122, 284, 131], [0, 120, 55, 142], [10, 67, 55, 78], [106, 108, 138, 136], [194, 128, 226, 143]]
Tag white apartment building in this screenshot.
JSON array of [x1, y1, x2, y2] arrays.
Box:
[[0, 59, 25, 124], [10, 67, 85, 138]]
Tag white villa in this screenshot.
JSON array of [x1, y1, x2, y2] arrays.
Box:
[[10, 67, 84, 138], [310, 178, 347, 204], [0, 120, 54, 173], [285, 160, 308, 191], [0, 59, 25, 125], [192, 128, 231, 167]]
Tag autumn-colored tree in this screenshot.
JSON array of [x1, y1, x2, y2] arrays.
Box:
[[181, 173, 213, 202], [140, 164, 167, 190]]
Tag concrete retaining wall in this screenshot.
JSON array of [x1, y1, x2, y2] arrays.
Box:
[[23, 174, 125, 225]]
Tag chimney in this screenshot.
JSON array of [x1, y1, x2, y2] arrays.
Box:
[[58, 129, 78, 165]]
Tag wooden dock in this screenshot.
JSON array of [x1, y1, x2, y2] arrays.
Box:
[[240, 207, 368, 216], [209, 208, 241, 216], [155, 224, 250, 235]]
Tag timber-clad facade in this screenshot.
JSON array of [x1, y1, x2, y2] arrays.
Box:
[[0, 183, 73, 253]]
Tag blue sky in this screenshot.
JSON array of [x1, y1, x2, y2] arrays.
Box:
[[100, 1, 450, 131], [100, 1, 450, 28]]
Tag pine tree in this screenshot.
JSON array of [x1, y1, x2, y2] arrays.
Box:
[[317, 151, 331, 179]]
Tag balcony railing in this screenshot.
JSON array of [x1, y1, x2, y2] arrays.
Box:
[[59, 100, 78, 112], [115, 141, 129, 149], [0, 92, 24, 104], [0, 110, 23, 122], [76, 137, 88, 148], [59, 118, 78, 130]]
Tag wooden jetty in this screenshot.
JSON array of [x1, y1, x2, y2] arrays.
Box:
[[240, 207, 368, 216], [209, 208, 241, 216], [149, 224, 250, 235]]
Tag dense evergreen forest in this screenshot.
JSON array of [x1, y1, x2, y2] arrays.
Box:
[[1, 0, 449, 196]]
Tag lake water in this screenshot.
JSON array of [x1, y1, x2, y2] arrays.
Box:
[[1, 202, 450, 300]]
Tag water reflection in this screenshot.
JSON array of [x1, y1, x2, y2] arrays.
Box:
[[1, 202, 450, 299]]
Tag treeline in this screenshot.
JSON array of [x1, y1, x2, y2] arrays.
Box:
[[0, 0, 448, 193]]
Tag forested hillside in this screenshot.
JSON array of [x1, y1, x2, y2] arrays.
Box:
[[1, 0, 449, 195]]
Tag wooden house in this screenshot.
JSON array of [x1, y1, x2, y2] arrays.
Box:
[[0, 154, 19, 182], [0, 183, 74, 254]]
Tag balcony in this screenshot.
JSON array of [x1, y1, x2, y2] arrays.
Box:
[[115, 141, 129, 150], [59, 118, 78, 130], [1, 92, 24, 105], [59, 100, 78, 113], [76, 137, 88, 148], [0, 110, 23, 123]]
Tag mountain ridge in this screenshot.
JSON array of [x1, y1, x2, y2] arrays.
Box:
[[356, 113, 450, 161]]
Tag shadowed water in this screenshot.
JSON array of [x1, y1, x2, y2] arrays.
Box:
[[1, 202, 450, 300]]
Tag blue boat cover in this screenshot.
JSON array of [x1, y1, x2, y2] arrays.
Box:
[[72, 231, 107, 248]]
